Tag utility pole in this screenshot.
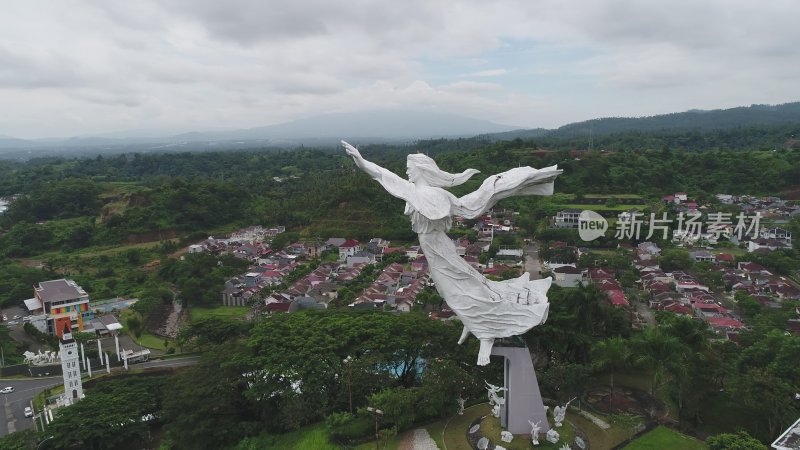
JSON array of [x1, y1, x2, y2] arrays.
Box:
[[343, 356, 353, 414]]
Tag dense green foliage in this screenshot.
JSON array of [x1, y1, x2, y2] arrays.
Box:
[[157, 311, 493, 449], [555, 102, 800, 136], [0, 125, 799, 448], [624, 425, 707, 450], [707, 431, 768, 450], [157, 252, 249, 307], [0, 261, 56, 306], [1, 133, 799, 259], [45, 376, 169, 450]]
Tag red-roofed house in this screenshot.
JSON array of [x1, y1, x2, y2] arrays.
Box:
[[773, 285, 800, 300], [664, 303, 693, 316], [707, 317, 745, 333], [338, 239, 361, 261], [265, 302, 291, 313], [411, 255, 428, 272], [587, 268, 615, 282], [716, 253, 735, 265], [606, 290, 629, 307], [693, 303, 729, 319], [737, 262, 769, 273]]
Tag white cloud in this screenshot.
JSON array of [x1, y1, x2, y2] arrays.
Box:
[[0, 0, 799, 138], [460, 69, 508, 78]]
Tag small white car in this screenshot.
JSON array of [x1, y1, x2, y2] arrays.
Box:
[[24, 407, 33, 418], [0, 387, 14, 394]]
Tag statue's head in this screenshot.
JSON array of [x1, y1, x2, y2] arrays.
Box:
[[406, 153, 479, 188]]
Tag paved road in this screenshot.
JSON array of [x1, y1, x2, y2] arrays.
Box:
[[633, 294, 656, 327], [138, 356, 200, 370], [0, 378, 62, 436], [0, 356, 200, 437], [524, 242, 543, 280]]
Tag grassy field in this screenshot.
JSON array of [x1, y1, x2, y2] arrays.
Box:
[[248, 423, 342, 450], [443, 403, 491, 450], [623, 425, 706, 450], [559, 203, 647, 211], [188, 305, 249, 321], [481, 412, 576, 449], [584, 194, 644, 199], [133, 330, 168, 350], [353, 435, 401, 450], [425, 419, 447, 449], [568, 411, 635, 450]]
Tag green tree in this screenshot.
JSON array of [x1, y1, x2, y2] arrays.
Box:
[[163, 341, 261, 449], [243, 310, 476, 430], [178, 316, 249, 349], [630, 328, 687, 395], [0, 429, 45, 450], [591, 337, 631, 411], [707, 431, 767, 450], [126, 314, 143, 338], [368, 387, 419, 430], [659, 249, 694, 272], [46, 377, 167, 450]]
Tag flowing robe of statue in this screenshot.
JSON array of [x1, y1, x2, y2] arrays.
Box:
[[343, 141, 562, 365]]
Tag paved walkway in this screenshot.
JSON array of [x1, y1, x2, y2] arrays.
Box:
[[525, 242, 543, 280], [398, 428, 440, 450], [574, 408, 611, 429]]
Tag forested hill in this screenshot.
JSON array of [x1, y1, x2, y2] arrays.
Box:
[[548, 102, 800, 137]]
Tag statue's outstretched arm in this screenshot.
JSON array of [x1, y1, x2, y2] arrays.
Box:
[[453, 165, 562, 218], [342, 140, 413, 201]]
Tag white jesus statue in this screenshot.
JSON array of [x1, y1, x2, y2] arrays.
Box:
[[343, 141, 561, 365]]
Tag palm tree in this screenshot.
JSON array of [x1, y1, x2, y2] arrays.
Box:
[[631, 328, 684, 395], [591, 337, 631, 412], [660, 315, 709, 352]]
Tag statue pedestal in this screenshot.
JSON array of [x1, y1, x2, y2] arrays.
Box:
[[491, 345, 550, 435]]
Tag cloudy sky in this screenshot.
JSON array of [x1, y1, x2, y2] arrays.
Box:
[[2, 0, 799, 139]]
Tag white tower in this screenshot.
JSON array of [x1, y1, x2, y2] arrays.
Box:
[[59, 323, 83, 404]]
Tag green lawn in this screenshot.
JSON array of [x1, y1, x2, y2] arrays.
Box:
[[239, 423, 341, 450], [568, 411, 635, 450], [441, 403, 589, 450], [353, 435, 401, 450], [559, 203, 647, 211], [623, 425, 706, 450], [134, 330, 168, 350], [481, 412, 576, 449], [711, 247, 747, 257], [189, 305, 249, 321], [584, 194, 644, 199], [425, 419, 447, 450], [444, 403, 491, 450]]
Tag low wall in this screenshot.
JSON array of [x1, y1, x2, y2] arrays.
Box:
[[0, 363, 29, 377]]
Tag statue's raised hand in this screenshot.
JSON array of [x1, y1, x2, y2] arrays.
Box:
[[341, 140, 362, 159]]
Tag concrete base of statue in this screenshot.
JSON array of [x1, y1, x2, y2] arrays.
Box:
[[492, 344, 550, 435]]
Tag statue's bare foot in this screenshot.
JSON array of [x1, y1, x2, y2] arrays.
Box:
[[477, 338, 494, 365], [458, 326, 470, 345]]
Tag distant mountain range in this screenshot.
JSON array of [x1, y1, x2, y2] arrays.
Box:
[[0, 110, 518, 152], [1, 102, 799, 156], [548, 102, 800, 138]]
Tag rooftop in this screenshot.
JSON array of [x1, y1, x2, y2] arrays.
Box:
[[35, 279, 88, 304]]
